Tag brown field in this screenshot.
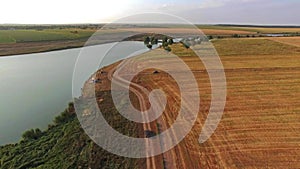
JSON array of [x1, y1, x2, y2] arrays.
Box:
[[200, 26, 300, 34], [232, 27, 300, 33], [81, 37, 300, 168], [267, 37, 300, 47], [121, 27, 255, 35], [212, 38, 300, 56]]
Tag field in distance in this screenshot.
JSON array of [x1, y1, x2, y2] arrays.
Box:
[[0, 24, 300, 56]]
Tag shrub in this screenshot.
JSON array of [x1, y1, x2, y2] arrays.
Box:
[[232, 34, 240, 38], [164, 46, 171, 52], [144, 36, 150, 45], [146, 44, 152, 49], [22, 128, 43, 140], [54, 111, 74, 125], [167, 38, 174, 45]]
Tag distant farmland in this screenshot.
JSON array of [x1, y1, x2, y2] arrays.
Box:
[[197, 25, 300, 34], [0, 25, 300, 56], [0, 29, 95, 43]]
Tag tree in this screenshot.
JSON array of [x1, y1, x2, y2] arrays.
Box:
[[22, 129, 35, 140], [150, 37, 158, 45], [167, 38, 174, 45], [162, 42, 168, 48], [144, 36, 150, 45], [146, 44, 152, 49], [54, 111, 74, 124], [162, 36, 168, 43]]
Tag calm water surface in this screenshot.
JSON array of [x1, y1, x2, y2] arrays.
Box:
[[0, 41, 147, 145]]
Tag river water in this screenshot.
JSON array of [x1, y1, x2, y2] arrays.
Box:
[[0, 41, 148, 145]]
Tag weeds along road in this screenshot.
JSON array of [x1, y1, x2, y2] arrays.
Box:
[[107, 62, 191, 169], [108, 65, 161, 169]]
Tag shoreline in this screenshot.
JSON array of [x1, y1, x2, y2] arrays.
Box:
[[0, 40, 86, 57]]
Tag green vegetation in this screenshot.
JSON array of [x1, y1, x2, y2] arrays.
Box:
[[0, 100, 139, 169], [22, 128, 43, 141], [0, 29, 95, 43], [143, 36, 158, 49], [144, 36, 150, 45]]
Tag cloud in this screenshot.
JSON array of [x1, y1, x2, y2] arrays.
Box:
[[198, 0, 261, 8], [177, 0, 300, 25]]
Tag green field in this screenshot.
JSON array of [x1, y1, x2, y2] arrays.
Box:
[[0, 29, 95, 43]]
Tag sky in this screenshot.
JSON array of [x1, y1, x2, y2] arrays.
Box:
[[0, 0, 299, 25]]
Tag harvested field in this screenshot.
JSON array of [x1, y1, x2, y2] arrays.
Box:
[[120, 28, 255, 35], [233, 27, 300, 34], [268, 37, 300, 47], [81, 38, 300, 168], [212, 38, 300, 56]]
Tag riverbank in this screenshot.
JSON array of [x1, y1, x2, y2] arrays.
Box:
[[0, 39, 86, 57]]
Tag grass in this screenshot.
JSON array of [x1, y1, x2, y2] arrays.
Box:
[[0, 29, 95, 43]]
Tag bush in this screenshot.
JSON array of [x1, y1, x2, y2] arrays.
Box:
[[150, 37, 158, 44], [162, 42, 168, 47], [162, 36, 168, 43], [54, 109, 75, 125], [232, 34, 240, 38], [167, 38, 174, 45], [164, 46, 171, 52], [22, 128, 43, 140], [146, 44, 152, 49], [144, 36, 150, 45]]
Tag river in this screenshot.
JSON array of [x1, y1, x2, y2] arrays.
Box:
[[0, 41, 148, 145]]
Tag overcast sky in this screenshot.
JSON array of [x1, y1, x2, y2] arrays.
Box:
[[0, 0, 299, 25]]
